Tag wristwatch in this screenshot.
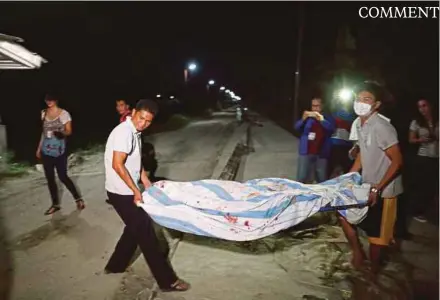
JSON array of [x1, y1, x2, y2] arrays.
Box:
[[370, 187, 380, 195]]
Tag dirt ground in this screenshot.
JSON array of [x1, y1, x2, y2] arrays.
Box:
[[0, 112, 438, 300]]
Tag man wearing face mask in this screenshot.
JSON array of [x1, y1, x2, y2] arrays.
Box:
[[338, 82, 403, 276], [294, 97, 335, 183]]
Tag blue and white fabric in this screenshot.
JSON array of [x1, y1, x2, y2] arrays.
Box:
[[139, 173, 369, 241]]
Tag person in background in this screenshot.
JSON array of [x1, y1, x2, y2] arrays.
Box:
[[328, 108, 356, 178], [340, 82, 403, 276], [36, 94, 85, 215], [408, 98, 439, 223], [116, 99, 132, 123], [294, 97, 335, 183], [104, 99, 190, 292]]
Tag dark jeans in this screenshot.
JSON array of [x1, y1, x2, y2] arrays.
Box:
[[105, 192, 177, 289], [42, 153, 81, 206], [297, 154, 328, 183], [412, 156, 439, 216]]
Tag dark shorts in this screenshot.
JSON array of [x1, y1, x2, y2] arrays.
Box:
[[358, 196, 398, 246]]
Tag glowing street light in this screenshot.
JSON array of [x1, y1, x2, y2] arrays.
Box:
[[208, 80, 215, 85], [184, 62, 198, 83], [169, 96, 175, 99], [220, 86, 225, 91], [338, 89, 352, 102], [188, 63, 197, 71], [156, 94, 161, 98], [225, 89, 230, 93]]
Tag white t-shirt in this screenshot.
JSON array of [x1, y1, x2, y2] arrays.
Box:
[[409, 120, 439, 158], [105, 119, 142, 195], [349, 113, 390, 141]]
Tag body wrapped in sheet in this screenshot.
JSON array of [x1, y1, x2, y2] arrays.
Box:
[[139, 173, 369, 241]]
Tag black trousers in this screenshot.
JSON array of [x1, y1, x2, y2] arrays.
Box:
[[412, 156, 439, 216], [42, 153, 81, 206], [105, 192, 177, 288]]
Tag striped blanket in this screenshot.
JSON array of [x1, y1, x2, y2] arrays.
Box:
[[139, 173, 370, 241]]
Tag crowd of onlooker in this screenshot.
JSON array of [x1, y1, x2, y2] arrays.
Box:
[[294, 81, 438, 276]]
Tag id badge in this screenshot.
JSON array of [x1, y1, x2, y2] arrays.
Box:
[[308, 132, 316, 141]]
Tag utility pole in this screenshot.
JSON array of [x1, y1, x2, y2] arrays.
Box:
[[293, 2, 305, 121]]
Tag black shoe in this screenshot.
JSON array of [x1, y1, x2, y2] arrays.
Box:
[[44, 205, 61, 215], [104, 268, 125, 274], [105, 199, 111, 205]]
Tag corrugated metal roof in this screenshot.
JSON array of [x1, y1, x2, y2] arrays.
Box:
[[0, 33, 47, 69]]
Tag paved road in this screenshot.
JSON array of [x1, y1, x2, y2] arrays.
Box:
[[0, 112, 238, 300]]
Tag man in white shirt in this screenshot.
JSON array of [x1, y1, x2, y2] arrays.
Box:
[[348, 113, 391, 160], [104, 99, 189, 292]]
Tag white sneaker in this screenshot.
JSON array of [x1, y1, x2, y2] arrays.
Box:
[[413, 215, 428, 223]]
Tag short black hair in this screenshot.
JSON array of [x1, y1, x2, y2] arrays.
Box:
[[354, 81, 386, 102], [135, 99, 159, 115], [116, 99, 127, 104]]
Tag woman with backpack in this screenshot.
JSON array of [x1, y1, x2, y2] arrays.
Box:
[[36, 94, 85, 215]]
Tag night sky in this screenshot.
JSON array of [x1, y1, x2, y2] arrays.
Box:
[[0, 2, 438, 162]]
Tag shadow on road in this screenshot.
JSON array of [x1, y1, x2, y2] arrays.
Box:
[[9, 210, 109, 259]]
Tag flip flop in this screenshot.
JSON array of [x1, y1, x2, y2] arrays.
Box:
[[161, 279, 191, 292]]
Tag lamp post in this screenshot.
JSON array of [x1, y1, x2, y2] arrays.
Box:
[[207, 79, 215, 92], [293, 2, 305, 121], [184, 62, 197, 83]]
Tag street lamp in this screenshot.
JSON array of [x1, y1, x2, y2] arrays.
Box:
[[156, 94, 161, 98], [208, 80, 215, 85], [184, 62, 198, 83], [170, 96, 175, 99], [188, 63, 197, 71], [220, 86, 225, 91]]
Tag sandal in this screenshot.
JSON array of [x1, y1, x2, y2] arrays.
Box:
[[44, 205, 61, 215], [161, 279, 190, 292], [76, 199, 85, 210]]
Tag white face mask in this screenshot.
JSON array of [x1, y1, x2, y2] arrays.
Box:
[[354, 101, 372, 116]]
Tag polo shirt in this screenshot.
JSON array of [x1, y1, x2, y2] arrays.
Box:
[[105, 118, 142, 195], [353, 113, 403, 198], [349, 113, 390, 142]]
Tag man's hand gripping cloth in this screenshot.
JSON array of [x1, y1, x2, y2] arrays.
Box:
[[139, 173, 369, 241]]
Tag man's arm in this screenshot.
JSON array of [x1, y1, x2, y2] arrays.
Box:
[[112, 151, 141, 195], [294, 111, 312, 132], [294, 119, 306, 132], [349, 151, 362, 173], [319, 114, 336, 133], [376, 144, 403, 192]]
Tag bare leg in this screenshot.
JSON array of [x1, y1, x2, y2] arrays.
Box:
[[369, 243, 383, 274], [338, 216, 367, 269]]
